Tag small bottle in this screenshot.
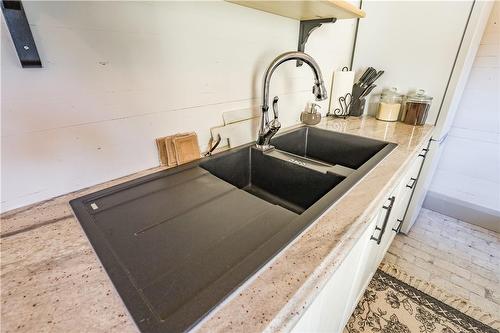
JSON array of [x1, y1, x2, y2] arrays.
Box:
[[376, 87, 402, 122], [301, 103, 322, 125]]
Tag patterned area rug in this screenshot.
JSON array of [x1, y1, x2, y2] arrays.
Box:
[[344, 270, 499, 333]]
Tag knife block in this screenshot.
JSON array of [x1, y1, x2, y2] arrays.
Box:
[[349, 97, 366, 117]]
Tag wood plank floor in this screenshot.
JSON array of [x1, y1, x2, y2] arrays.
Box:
[[382, 208, 500, 318]]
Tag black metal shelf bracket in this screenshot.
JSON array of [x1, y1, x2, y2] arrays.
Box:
[[297, 18, 336, 67], [1, 0, 42, 68]]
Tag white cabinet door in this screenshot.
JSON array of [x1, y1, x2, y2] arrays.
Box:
[[378, 153, 425, 260], [358, 196, 395, 286], [392, 153, 424, 233], [400, 147, 430, 234], [340, 213, 380, 326], [291, 221, 369, 333]]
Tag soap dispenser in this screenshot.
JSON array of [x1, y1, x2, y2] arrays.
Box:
[[300, 103, 322, 125]]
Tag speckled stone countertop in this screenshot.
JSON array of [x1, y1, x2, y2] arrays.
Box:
[[1, 117, 433, 333]]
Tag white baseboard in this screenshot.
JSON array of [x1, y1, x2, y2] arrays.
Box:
[[423, 190, 500, 233]]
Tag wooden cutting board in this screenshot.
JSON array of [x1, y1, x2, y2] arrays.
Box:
[[155, 136, 170, 166], [164, 135, 179, 167], [156, 132, 201, 166], [173, 133, 201, 165]]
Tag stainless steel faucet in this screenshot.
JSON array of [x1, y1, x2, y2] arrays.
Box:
[[256, 51, 328, 150]]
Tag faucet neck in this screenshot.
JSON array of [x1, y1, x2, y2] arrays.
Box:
[[261, 51, 327, 112]]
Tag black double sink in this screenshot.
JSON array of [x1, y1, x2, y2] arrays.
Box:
[[70, 126, 396, 333], [200, 147, 345, 214], [201, 127, 390, 214]]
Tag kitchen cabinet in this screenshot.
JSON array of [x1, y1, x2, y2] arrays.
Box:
[[291, 146, 426, 332], [402, 2, 494, 233]]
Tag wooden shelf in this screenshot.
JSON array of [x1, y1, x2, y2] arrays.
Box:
[[226, 0, 365, 20]]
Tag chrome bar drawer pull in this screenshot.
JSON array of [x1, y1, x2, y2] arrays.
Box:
[[406, 177, 417, 189], [392, 219, 403, 233], [418, 148, 429, 158], [370, 196, 395, 245]]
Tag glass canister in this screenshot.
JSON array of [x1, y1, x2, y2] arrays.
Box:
[[376, 87, 402, 122], [402, 89, 433, 126]]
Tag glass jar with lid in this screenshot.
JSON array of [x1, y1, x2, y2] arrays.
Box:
[[402, 89, 433, 126], [376, 87, 402, 122]]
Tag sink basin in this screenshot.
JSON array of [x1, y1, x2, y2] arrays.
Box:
[[200, 126, 392, 214], [70, 125, 396, 333], [271, 126, 389, 169], [200, 147, 345, 214]]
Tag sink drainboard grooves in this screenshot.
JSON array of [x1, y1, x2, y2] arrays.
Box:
[[134, 187, 239, 236]]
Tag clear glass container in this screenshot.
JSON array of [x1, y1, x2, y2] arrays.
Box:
[[300, 102, 322, 125], [402, 89, 433, 126], [376, 87, 402, 122]]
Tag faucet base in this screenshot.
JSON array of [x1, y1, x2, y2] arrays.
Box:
[[255, 144, 274, 152]]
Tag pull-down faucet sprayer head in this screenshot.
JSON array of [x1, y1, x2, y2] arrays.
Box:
[[313, 80, 328, 101]]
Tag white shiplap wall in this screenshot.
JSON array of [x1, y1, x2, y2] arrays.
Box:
[[0, 1, 358, 212], [428, 2, 500, 214]]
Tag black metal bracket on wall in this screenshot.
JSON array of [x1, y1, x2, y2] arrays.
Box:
[[1, 0, 41, 68], [297, 18, 336, 67]]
